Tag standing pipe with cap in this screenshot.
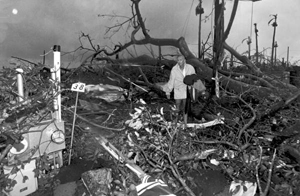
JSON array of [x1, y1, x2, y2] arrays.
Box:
[[16, 68, 24, 102], [52, 45, 61, 121]]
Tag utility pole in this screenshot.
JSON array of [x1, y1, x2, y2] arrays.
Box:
[[248, 2, 254, 60], [43, 50, 46, 65], [254, 23, 259, 65], [274, 41, 278, 66], [287, 46, 289, 67], [269, 14, 278, 66], [196, 0, 204, 59], [263, 47, 265, 62], [230, 53, 234, 68], [247, 36, 252, 59]]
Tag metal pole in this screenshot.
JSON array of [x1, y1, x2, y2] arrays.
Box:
[[68, 91, 79, 165]]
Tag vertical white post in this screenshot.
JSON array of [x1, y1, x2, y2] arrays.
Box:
[[51, 68, 58, 120], [16, 68, 24, 102], [53, 45, 61, 121]]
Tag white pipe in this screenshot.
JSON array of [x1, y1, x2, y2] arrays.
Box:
[[53, 45, 61, 121], [16, 68, 24, 102]]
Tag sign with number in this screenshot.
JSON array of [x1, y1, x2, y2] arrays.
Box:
[[71, 82, 86, 92]]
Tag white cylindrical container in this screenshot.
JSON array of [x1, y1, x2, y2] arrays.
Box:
[[16, 68, 24, 102]]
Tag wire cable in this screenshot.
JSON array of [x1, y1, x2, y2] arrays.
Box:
[[211, 0, 215, 46], [250, 2, 254, 39], [181, 0, 195, 37]]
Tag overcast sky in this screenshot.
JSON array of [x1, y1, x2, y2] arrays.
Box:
[[0, 0, 299, 68]]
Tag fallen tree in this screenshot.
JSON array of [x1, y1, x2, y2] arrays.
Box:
[[74, 0, 298, 99], [71, 0, 300, 123], [2, 0, 300, 195]]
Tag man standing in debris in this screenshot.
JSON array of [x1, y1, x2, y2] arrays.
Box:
[[164, 55, 195, 127]]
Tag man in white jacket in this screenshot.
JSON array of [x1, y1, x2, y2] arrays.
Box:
[[164, 55, 195, 127]]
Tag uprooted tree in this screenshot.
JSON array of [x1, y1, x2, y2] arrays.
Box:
[[77, 0, 300, 118]]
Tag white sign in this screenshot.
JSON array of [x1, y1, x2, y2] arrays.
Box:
[[71, 82, 86, 92]]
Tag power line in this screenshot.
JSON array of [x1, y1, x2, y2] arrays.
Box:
[[181, 0, 195, 37], [250, 2, 254, 39]]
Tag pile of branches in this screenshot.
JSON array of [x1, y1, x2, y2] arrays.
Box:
[[0, 63, 61, 190], [0, 59, 300, 196], [110, 93, 300, 196]]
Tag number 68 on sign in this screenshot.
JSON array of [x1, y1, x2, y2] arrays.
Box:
[[71, 82, 86, 92]]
